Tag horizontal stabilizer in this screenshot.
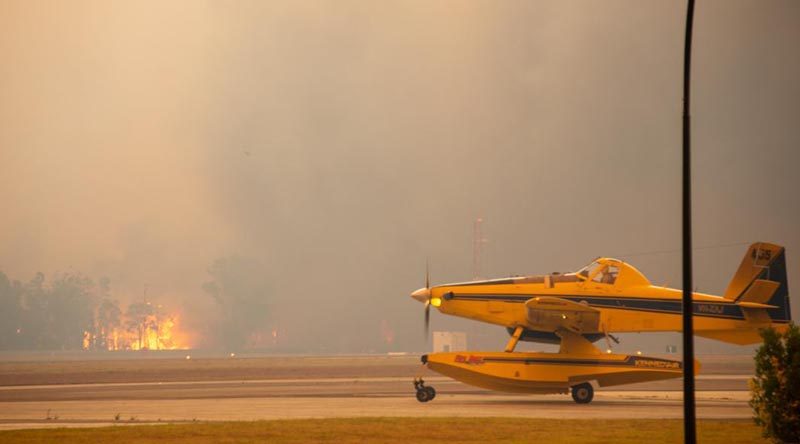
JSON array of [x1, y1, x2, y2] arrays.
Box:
[[738, 279, 779, 305]]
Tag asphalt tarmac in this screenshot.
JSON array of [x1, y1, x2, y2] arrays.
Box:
[[0, 373, 753, 430]]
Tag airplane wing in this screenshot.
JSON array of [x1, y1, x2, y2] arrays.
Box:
[[525, 296, 601, 334]]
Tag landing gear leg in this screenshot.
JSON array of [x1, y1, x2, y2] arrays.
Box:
[[505, 326, 524, 353], [571, 382, 594, 404], [414, 378, 436, 402]]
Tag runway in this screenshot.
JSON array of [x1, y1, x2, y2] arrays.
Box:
[[0, 374, 753, 430]]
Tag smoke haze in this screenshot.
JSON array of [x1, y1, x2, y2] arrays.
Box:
[[1, 1, 798, 352]]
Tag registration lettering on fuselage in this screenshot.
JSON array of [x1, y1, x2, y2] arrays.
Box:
[[634, 359, 680, 369], [454, 354, 484, 365], [696, 304, 724, 315]]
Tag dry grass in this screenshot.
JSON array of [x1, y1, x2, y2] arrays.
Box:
[[0, 418, 767, 444]]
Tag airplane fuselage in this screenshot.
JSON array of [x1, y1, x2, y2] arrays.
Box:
[[419, 248, 791, 346], [433, 280, 767, 344]]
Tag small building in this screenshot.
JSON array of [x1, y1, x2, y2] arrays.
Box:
[[432, 331, 467, 353]]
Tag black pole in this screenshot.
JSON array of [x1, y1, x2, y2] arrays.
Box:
[[681, 1, 696, 444]]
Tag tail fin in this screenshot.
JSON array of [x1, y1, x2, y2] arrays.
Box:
[[724, 242, 791, 322]]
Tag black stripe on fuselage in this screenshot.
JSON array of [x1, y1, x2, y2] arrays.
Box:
[[448, 294, 746, 320]]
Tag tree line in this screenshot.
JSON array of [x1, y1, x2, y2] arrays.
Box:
[[1, 255, 271, 351], [0, 270, 168, 351]]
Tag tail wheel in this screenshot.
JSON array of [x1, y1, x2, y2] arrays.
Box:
[[571, 383, 594, 404]]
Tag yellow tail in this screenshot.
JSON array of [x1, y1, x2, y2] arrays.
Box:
[[724, 242, 791, 322]]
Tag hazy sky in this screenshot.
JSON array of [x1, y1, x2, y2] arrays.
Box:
[[1, 1, 798, 352]]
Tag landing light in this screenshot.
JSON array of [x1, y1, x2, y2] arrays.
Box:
[[561, 314, 567, 319], [431, 297, 442, 307]]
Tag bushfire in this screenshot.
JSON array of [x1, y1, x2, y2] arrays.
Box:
[[82, 302, 192, 351]]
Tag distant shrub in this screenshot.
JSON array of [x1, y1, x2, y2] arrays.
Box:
[[750, 323, 800, 443]]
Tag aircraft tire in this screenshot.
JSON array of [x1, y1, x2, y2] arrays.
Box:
[[424, 386, 436, 400], [571, 383, 594, 404], [415, 389, 431, 403]]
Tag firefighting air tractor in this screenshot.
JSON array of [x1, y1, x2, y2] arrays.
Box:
[[410, 242, 791, 403]]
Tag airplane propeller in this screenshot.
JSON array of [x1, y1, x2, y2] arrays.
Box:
[[411, 262, 433, 339], [424, 262, 430, 337], [424, 300, 430, 337]]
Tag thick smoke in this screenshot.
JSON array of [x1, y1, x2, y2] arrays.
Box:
[[1, 1, 798, 352]]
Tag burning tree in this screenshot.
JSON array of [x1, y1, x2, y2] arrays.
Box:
[[95, 298, 122, 349], [125, 301, 155, 349], [120, 301, 185, 350]]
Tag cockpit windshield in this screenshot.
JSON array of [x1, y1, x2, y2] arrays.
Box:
[[577, 261, 602, 280], [577, 261, 619, 285], [595, 265, 619, 284]]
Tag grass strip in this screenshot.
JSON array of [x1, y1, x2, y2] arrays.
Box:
[[0, 417, 766, 444]]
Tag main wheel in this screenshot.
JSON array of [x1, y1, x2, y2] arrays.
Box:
[[415, 388, 431, 403], [571, 383, 594, 404], [424, 386, 436, 401]]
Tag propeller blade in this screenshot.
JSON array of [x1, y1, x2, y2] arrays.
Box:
[[424, 300, 430, 338], [422, 261, 431, 339], [425, 260, 430, 289]]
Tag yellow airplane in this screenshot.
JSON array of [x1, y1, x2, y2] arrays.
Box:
[[410, 242, 791, 403]]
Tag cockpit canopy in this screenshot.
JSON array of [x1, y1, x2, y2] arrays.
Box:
[[575, 258, 650, 287], [448, 257, 651, 288]]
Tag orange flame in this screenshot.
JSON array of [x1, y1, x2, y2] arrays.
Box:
[[83, 309, 193, 351]]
